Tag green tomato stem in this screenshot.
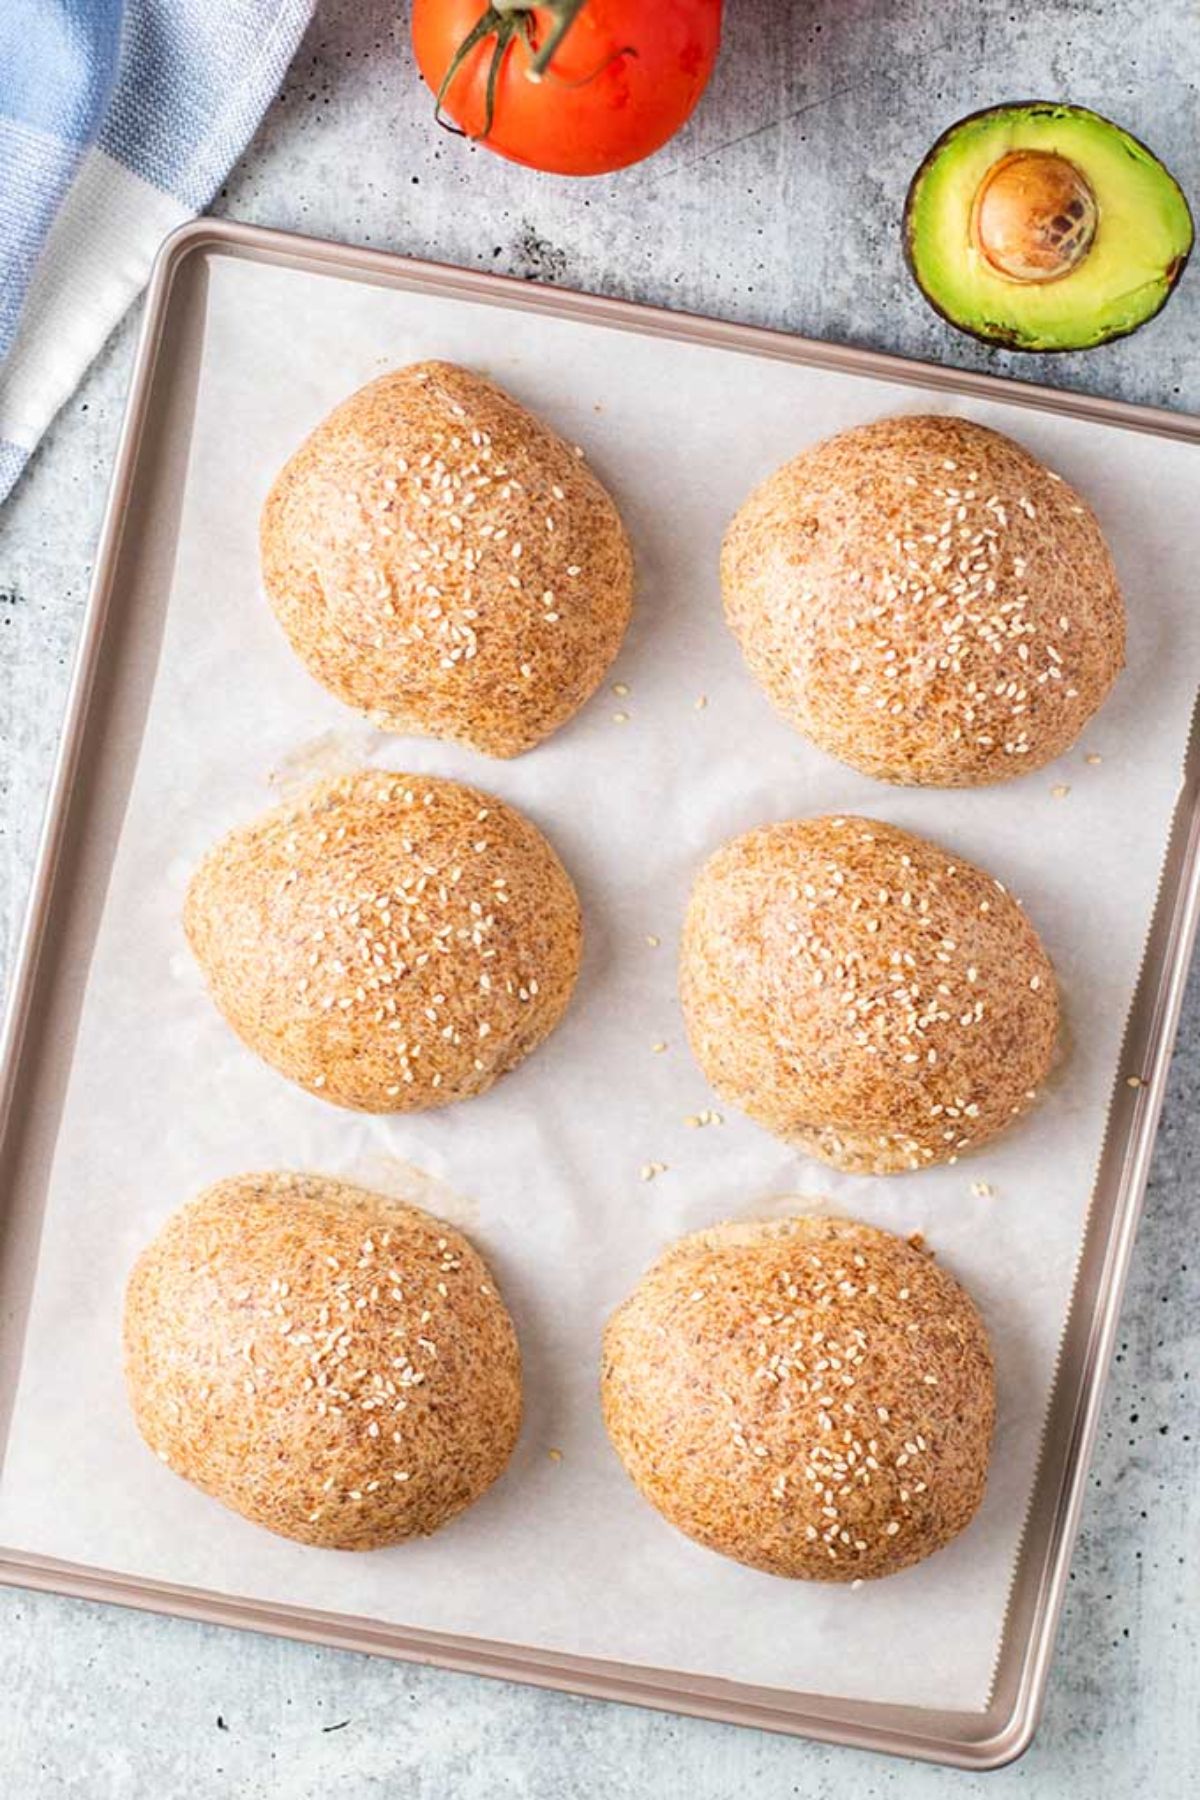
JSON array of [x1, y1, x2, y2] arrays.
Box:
[[525, 0, 589, 81], [431, 1, 594, 142]]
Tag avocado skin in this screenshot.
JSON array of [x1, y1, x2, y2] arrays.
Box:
[[903, 101, 1194, 353]]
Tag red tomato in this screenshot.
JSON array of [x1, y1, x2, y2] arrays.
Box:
[[411, 0, 723, 177]]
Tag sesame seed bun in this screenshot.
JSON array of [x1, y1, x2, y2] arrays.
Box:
[[184, 770, 582, 1112], [123, 1173, 522, 1550], [602, 1214, 994, 1581], [721, 414, 1124, 785], [680, 814, 1058, 1173], [261, 361, 634, 758]]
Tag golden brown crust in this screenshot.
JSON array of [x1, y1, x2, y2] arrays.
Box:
[[184, 770, 582, 1112], [261, 361, 634, 757], [679, 814, 1058, 1172], [721, 413, 1124, 785], [602, 1214, 995, 1581], [123, 1172, 522, 1550]]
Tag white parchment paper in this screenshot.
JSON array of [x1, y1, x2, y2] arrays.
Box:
[[2, 255, 1198, 1712]]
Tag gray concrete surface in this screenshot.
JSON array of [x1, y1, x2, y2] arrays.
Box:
[[1, 2, 1197, 1793]]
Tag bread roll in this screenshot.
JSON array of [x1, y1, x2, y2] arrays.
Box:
[[721, 414, 1124, 785], [602, 1214, 994, 1581], [123, 1172, 522, 1549], [680, 814, 1058, 1172], [184, 770, 582, 1111], [261, 362, 634, 757]]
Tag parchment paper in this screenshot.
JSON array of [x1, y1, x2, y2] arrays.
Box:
[[2, 255, 1197, 1712]]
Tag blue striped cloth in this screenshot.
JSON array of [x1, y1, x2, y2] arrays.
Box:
[[0, 1, 313, 505]]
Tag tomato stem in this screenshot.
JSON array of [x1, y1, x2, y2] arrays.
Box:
[[432, 1, 592, 140], [433, 7, 517, 139], [524, 0, 589, 82]]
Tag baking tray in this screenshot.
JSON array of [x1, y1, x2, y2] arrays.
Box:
[[2, 218, 1199, 1770]]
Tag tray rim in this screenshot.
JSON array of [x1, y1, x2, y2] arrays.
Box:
[[2, 215, 1199, 1772]]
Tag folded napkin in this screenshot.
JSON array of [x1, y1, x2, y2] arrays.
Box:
[[0, 0, 314, 505]]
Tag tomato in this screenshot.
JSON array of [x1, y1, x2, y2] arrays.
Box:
[[411, 0, 723, 177]]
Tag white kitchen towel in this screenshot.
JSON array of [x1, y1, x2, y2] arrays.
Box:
[[0, 0, 314, 504]]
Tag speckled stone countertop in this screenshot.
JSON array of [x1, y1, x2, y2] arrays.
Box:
[[1, 3, 1197, 1794]]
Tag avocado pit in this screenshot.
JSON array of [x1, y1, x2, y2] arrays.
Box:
[[972, 150, 1098, 284]]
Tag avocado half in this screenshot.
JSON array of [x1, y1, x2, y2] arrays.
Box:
[[904, 102, 1194, 351]]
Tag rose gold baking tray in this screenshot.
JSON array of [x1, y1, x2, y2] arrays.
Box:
[[2, 218, 1199, 1770]]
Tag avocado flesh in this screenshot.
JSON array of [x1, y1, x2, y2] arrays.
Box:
[[906, 104, 1194, 351]]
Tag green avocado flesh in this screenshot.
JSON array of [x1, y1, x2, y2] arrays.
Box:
[[906, 103, 1194, 351]]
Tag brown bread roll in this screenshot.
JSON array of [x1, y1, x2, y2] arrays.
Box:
[[680, 813, 1058, 1172], [721, 413, 1124, 785], [184, 770, 582, 1112], [602, 1213, 995, 1581], [124, 1172, 522, 1549], [261, 361, 634, 757]]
